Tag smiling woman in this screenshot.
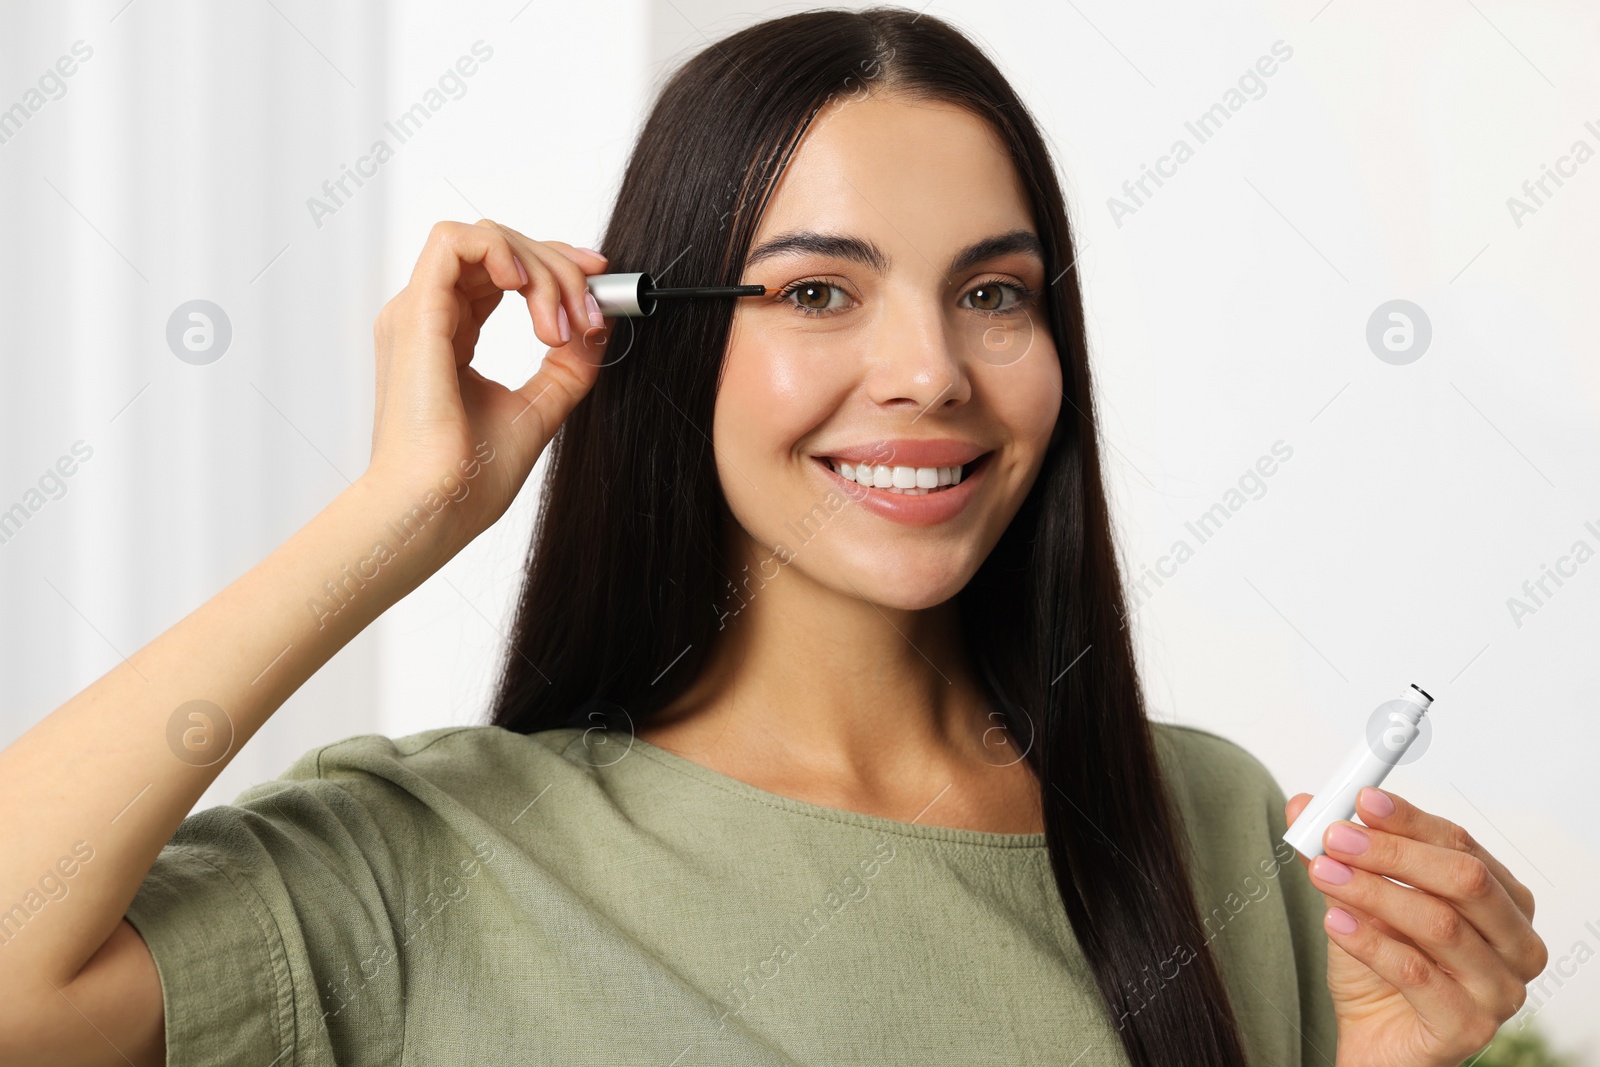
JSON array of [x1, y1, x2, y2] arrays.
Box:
[[0, 6, 1546, 1067], [488, 8, 1285, 1065]]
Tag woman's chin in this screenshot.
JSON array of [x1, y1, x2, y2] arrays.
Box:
[[821, 553, 977, 613]]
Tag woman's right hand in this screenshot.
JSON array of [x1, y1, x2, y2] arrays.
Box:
[[0, 219, 617, 1067], [365, 219, 613, 555]]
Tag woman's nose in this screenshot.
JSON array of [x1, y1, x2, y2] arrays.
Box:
[[862, 295, 974, 414]]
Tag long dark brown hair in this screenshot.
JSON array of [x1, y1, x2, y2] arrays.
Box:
[[489, 7, 1251, 1064]]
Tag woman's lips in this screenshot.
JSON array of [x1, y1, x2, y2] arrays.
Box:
[[814, 452, 991, 527]]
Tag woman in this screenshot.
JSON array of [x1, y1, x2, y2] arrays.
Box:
[[0, 8, 1545, 1066]]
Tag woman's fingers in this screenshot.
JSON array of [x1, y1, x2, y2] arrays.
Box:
[[502, 318, 610, 459], [409, 220, 528, 310], [1308, 853, 1528, 1017], [1321, 906, 1499, 1051], [383, 221, 534, 407], [469, 220, 567, 348], [521, 234, 608, 337], [1354, 787, 1536, 921], [387, 219, 608, 392], [1286, 793, 1423, 949], [363, 217, 619, 554], [373, 219, 611, 479], [1286, 788, 1546, 1060], [1322, 792, 1546, 981], [455, 287, 506, 368], [1285, 791, 1312, 823], [538, 238, 609, 272], [475, 221, 606, 349]]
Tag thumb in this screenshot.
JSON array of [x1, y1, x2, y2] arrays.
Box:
[[1285, 792, 1314, 872], [506, 318, 614, 459], [1286, 791, 1313, 826]]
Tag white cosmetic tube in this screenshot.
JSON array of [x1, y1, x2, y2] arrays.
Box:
[[1282, 684, 1434, 859]]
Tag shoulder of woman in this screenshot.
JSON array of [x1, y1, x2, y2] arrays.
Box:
[[1148, 721, 1289, 823], [242, 724, 593, 804]]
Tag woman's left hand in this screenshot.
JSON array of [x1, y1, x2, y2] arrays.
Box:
[[1285, 787, 1548, 1067]]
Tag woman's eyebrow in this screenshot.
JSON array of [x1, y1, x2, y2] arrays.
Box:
[[745, 231, 888, 273], [947, 229, 1045, 275], [744, 228, 1044, 277]]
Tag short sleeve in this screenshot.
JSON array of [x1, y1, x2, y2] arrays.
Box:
[[124, 743, 411, 1067]]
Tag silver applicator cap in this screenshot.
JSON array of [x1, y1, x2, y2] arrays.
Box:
[[584, 272, 768, 318]]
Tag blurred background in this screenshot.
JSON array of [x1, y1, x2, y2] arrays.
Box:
[[1, 0, 1595, 1059]]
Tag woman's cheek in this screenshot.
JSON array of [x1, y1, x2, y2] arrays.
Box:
[[712, 336, 825, 539], [983, 340, 1063, 448], [1026, 360, 1064, 441], [716, 331, 851, 461]]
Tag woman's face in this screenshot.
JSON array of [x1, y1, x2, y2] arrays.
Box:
[[714, 91, 1063, 612]]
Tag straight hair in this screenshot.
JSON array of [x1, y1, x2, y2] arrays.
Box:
[[489, 8, 1252, 1064]]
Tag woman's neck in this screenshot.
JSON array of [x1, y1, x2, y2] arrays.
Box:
[[640, 531, 1044, 834]]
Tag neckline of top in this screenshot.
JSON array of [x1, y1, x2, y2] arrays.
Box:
[[548, 727, 1049, 849]]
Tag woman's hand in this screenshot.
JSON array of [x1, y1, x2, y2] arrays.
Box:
[[1285, 787, 1547, 1067], [366, 218, 612, 555], [0, 217, 616, 1067]]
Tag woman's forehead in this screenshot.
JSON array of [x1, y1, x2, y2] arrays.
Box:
[[749, 93, 1034, 267]]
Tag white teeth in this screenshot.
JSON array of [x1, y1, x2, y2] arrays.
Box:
[[823, 457, 973, 492]]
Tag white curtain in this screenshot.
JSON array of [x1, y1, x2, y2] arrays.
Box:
[[0, 0, 653, 811]]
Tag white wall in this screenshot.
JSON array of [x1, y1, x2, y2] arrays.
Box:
[[371, 1, 652, 741], [3, 0, 1595, 1057], [965, 0, 1600, 1053]]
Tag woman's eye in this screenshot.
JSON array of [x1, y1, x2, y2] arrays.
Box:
[[777, 278, 1032, 316], [781, 281, 850, 314], [962, 281, 1026, 313]]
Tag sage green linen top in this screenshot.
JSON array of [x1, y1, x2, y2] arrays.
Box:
[[125, 722, 1337, 1066]]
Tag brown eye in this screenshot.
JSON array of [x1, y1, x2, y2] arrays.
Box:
[[780, 280, 849, 315], [795, 284, 831, 309], [962, 281, 1028, 314], [969, 285, 1005, 311]]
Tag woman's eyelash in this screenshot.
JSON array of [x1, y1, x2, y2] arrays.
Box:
[[774, 277, 1041, 317], [774, 278, 849, 316], [969, 278, 1041, 310]]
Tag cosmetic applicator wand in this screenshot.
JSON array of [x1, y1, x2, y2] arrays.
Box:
[[585, 271, 767, 318]]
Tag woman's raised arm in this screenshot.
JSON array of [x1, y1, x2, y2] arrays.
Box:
[[0, 221, 610, 1066]]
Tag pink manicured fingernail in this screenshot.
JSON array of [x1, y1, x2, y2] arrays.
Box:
[[1311, 855, 1353, 885], [575, 246, 606, 259], [585, 291, 604, 328], [1326, 823, 1369, 855], [557, 305, 571, 343], [1326, 907, 1358, 935], [1359, 787, 1395, 818], [514, 256, 529, 287]]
